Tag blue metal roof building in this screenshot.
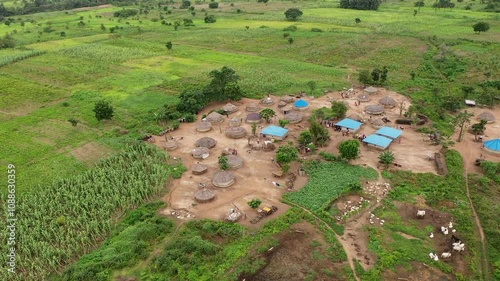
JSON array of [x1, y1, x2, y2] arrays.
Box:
[[362, 134, 393, 149], [294, 99, 309, 108], [335, 118, 363, 131], [261, 125, 289, 140], [484, 139, 500, 153], [376, 127, 403, 139]]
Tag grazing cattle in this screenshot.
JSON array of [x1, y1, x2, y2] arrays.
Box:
[[416, 210, 426, 218]]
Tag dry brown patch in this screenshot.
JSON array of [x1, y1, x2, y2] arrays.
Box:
[[69, 142, 113, 166]]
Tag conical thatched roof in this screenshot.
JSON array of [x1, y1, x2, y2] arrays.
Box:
[[378, 96, 396, 108], [229, 117, 242, 127], [478, 111, 495, 123], [195, 137, 217, 149], [281, 104, 293, 113], [280, 95, 295, 103], [212, 170, 235, 188], [285, 112, 303, 123], [357, 94, 371, 102], [371, 118, 385, 129], [223, 103, 238, 114], [261, 97, 274, 105], [191, 163, 208, 175], [348, 113, 363, 122], [192, 147, 210, 159], [365, 104, 384, 115], [206, 112, 224, 124], [194, 188, 216, 203], [225, 126, 247, 139], [364, 86, 378, 94], [196, 121, 212, 132], [226, 155, 243, 169], [246, 113, 261, 123], [165, 140, 178, 151], [246, 102, 261, 112], [278, 100, 287, 108]]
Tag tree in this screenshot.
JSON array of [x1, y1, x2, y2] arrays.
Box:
[[177, 88, 207, 114], [258, 0, 269, 3], [355, 18, 361, 24], [378, 151, 395, 169], [248, 198, 262, 209], [218, 155, 229, 170], [180, 0, 191, 8], [309, 120, 330, 147], [284, 8, 303, 21], [260, 108, 275, 123], [414, 1, 425, 10], [288, 37, 294, 44], [306, 80, 317, 95], [358, 69, 372, 85], [166, 41, 173, 50], [471, 120, 487, 140], [339, 140, 360, 161], [68, 118, 79, 127], [205, 66, 243, 101], [298, 130, 313, 146], [380, 66, 388, 83], [100, 24, 106, 31], [473, 22, 490, 34], [279, 119, 290, 128], [331, 101, 348, 119], [93, 100, 114, 121], [208, 2, 219, 8], [276, 144, 299, 165], [371, 68, 381, 82], [340, 0, 380, 11], [453, 110, 474, 142], [204, 15, 216, 23]]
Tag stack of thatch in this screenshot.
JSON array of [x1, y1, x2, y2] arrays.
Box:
[[365, 104, 384, 115], [260, 96, 274, 106], [378, 96, 396, 108], [226, 155, 243, 169], [192, 147, 210, 159], [194, 188, 216, 203], [165, 140, 178, 151], [229, 117, 242, 127], [223, 103, 238, 114], [225, 126, 247, 139], [191, 163, 208, 175], [206, 112, 224, 124], [477, 111, 495, 123], [196, 121, 212, 132], [285, 112, 303, 124], [212, 171, 235, 188], [195, 137, 217, 149], [246, 113, 261, 124], [246, 102, 261, 112]]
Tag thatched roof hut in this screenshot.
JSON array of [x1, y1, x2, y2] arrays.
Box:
[[280, 95, 295, 104], [196, 121, 212, 132], [285, 112, 303, 124], [226, 155, 243, 169], [195, 137, 217, 149], [246, 102, 261, 112], [348, 113, 363, 122], [223, 103, 238, 114], [246, 113, 261, 123], [165, 140, 178, 151], [229, 117, 242, 127], [281, 104, 294, 114], [261, 96, 275, 106], [206, 112, 224, 124], [278, 101, 287, 108], [212, 170, 235, 188], [225, 126, 247, 139], [477, 111, 495, 123], [364, 86, 378, 95], [378, 96, 396, 108], [357, 94, 371, 102], [370, 118, 385, 129], [194, 188, 215, 203], [191, 163, 208, 175], [365, 104, 384, 115], [191, 147, 210, 159]]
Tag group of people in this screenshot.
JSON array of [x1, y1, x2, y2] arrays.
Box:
[[320, 120, 336, 128], [354, 133, 367, 141]]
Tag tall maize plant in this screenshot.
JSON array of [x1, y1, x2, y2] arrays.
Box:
[[0, 144, 177, 280]]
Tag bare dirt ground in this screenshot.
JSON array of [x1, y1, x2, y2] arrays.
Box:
[[383, 262, 454, 281], [240, 222, 351, 281]]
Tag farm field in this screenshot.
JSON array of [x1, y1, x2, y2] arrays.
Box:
[[0, 0, 499, 280]]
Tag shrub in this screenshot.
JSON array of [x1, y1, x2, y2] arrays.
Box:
[[113, 9, 138, 18], [208, 2, 219, 8], [204, 15, 216, 23], [283, 25, 298, 32], [311, 28, 323, 32]]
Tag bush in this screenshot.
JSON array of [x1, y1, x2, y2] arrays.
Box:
[[311, 28, 323, 32], [208, 2, 219, 8], [204, 15, 216, 23], [283, 25, 298, 32], [340, 0, 380, 11], [113, 9, 138, 18]]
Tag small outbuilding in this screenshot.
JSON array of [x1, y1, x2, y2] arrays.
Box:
[[362, 134, 393, 150], [378, 96, 396, 108], [281, 104, 294, 114], [465, 100, 476, 107], [226, 154, 243, 169], [246, 113, 262, 124], [280, 95, 295, 104], [293, 99, 309, 111], [229, 117, 242, 127], [191, 163, 208, 175], [365, 104, 385, 115], [222, 103, 238, 114], [261, 125, 289, 140], [196, 121, 212, 132], [194, 188, 216, 203], [335, 118, 363, 132], [364, 86, 378, 95], [261, 96, 275, 106], [357, 94, 371, 103], [284, 112, 303, 124], [375, 127, 403, 140], [165, 140, 178, 151], [370, 118, 385, 129], [212, 171, 235, 188], [192, 147, 210, 159], [477, 112, 495, 123], [206, 112, 224, 124], [226, 126, 247, 139], [195, 137, 217, 149], [246, 102, 261, 112]]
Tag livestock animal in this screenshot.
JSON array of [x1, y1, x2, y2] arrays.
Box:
[[441, 252, 452, 258], [416, 210, 426, 218]]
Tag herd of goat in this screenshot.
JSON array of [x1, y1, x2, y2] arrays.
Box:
[[416, 210, 465, 262]]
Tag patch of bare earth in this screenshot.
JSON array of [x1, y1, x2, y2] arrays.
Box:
[[383, 261, 454, 281], [240, 222, 350, 281]]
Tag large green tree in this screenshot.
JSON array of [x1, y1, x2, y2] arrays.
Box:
[[331, 101, 348, 119], [177, 88, 207, 114], [339, 140, 360, 161], [276, 144, 299, 165], [309, 120, 330, 147], [205, 66, 243, 101], [340, 0, 380, 11], [298, 130, 313, 146], [453, 110, 474, 142], [473, 22, 490, 34], [284, 8, 303, 21], [471, 120, 487, 140], [260, 108, 276, 123], [93, 100, 114, 121]]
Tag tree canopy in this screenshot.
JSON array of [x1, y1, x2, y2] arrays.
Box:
[[276, 144, 299, 165], [93, 100, 114, 121], [260, 108, 276, 123], [331, 101, 348, 120], [177, 88, 207, 114], [473, 22, 490, 34], [339, 140, 360, 161], [379, 151, 395, 169], [309, 120, 330, 147], [284, 8, 303, 21], [205, 66, 243, 101], [340, 0, 380, 11]]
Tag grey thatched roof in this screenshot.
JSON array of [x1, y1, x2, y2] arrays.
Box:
[[229, 117, 242, 127], [192, 147, 210, 159], [223, 103, 238, 114], [348, 113, 363, 122], [365, 104, 384, 115], [378, 96, 396, 107], [285, 112, 303, 123], [206, 112, 224, 124], [226, 155, 243, 169], [246, 112, 261, 121], [478, 111, 495, 123], [371, 118, 385, 128], [194, 188, 216, 203], [281, 104, 293, 113], [196, 121, 212, 132], [278, 100, 287, 108], [357, 94, 371, 102], [191, 163, 208, 175], [261, 97, 275, 105], [165, 140, 178, 151], [212, 171, 235, 188], [195, 137, 217, 149], [225, 126, 247, 139], [246, 102, 261, 112], [364, 86, 378, 94]]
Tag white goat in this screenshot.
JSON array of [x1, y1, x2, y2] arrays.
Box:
[[449, 222, 453, 229], [416, 210, 426, 218], [453, 242, 465, 252], [441, 252, 452, 258], [441, 226, 448, 235], [429, 232, 434, 238], [452, 229, 456, 233]]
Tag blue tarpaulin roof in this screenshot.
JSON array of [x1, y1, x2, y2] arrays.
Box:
[[363, 134, 393, 149], [335, 118, 363, 131], [261, 125, 289, 137], [376, 127, 403, 139], [484, 139, 500, 152], [294, 99, 309, 108]]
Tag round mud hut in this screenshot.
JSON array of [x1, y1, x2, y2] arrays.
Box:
[[206, 112, 224, 124], [278, 100, 287, 108], [191, 147, 210, 159], [477, 112, 496, 123], [246, 113, 261, 124], [348, 113, 363, 122], [229, 117, 242, 127], [223, 103, 238, 114], [212, 170, 235, 188], [365, 104, 385, 115], [280, 95, 295, 104], [293, 99, 309, 111], [195, 137, 217, 149], [357, 94, 371, 103], [261, 96, 275, 106], [196, 121, 212, 132], [225, 126, 247, 139], [194, 188, 216, 203], [165, 140, 179, 151], [246, 102, 261, 112], [191, 163, 208, 175], [364, 86, 378, 95], [378, 96, 397, 108], [370, 118, 385, 129], [226, 154, 243, 169], [285, 112, 303, 124]]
